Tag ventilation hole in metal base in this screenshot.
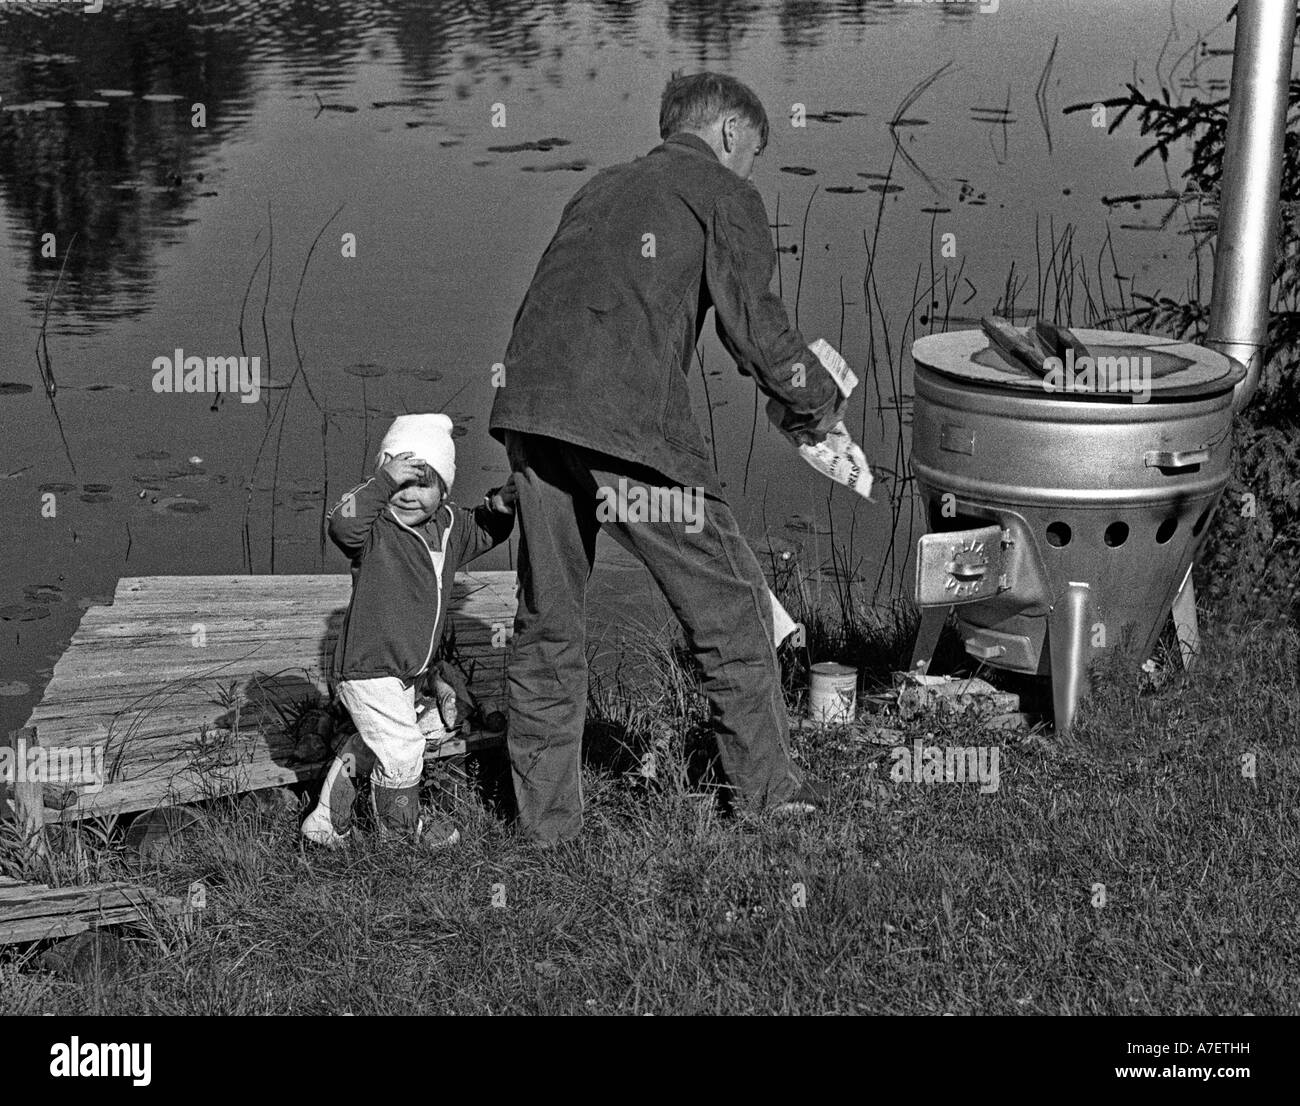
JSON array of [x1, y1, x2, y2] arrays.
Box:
[[1045, 522, 1072, 548], [1155, 518, 1178, 545], [1104, 521, 1129, 547]]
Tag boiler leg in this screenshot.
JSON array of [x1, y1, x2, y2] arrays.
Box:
[[1169, 564, 1200, 671], [909, 606, 949, 676], [1047, 581, 1092, 734]]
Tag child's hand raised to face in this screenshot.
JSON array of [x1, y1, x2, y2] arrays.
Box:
[[382, 452, 426, 488]]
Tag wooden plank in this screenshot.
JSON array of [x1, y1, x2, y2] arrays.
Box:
[[8, 728, 47, 861], [1, 907, 140, 945], [423, 728, 507, 759], [26, 647, 506, 703], [0, 884, 159, 922], [0, 882, 200, 945], [0, 883, 52, 902], [111, 572, 510, 603], [48, 759, 328, 823]]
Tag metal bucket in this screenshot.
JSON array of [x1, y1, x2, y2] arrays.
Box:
[[810, 662, 857, 723], [908, 328, 1244, 732]]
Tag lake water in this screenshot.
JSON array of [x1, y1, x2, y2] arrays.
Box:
[[0, 0, 1237, 733]]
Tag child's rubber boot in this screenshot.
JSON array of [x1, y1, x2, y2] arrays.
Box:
[[371, 783, 460, 849], [301, 732, 365, 848]]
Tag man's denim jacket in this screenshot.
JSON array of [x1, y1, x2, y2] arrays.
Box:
[[490, 131, 841, 492]]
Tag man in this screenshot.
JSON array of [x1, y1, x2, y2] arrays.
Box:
[[489, 71, 844, 845]]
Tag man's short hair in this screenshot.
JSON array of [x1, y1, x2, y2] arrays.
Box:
[[658, 71, 769, 149]]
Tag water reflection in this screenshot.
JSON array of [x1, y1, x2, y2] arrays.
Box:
[[0, 0, 912, 326]]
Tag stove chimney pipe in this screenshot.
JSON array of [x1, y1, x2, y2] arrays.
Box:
[[1206, 0, 1296, 414]]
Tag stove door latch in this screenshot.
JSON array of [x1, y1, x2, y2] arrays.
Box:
[[915, 524, 1012, 606]]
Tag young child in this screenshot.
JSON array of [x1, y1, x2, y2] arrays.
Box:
[[302, 413, 516, 847]]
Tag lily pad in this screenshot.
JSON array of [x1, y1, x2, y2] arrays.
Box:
[[83, 483, 112, 493], [867, 183, 904, 194], [345, 362, 388, 379], [825, 186, 866, 194], [780, 166, 817, 176], [93, 89, 135, 98], [38, 482, 75, 494], [80, 493, 114, 503], [520, 160, 589, 173], [159, 497, 210, 514], [141, 93, 183, 103], [72, 100, 110, 109], [2, 101, 65, 113], [487, 137, 572, 153], [23, 584, 64, 603], [0, 604, 51, 621], [0, 383, 33, 395]]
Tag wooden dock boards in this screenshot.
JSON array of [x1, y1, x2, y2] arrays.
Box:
[[0, 874, 203, 946], [11, 572, 517, 824]]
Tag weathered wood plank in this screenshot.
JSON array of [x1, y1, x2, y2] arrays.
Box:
[[0, 884, 52, 902], [0, 883, 199, 945], [8, 728, 48, 862], [0, 885, 160, 922], [0, 907, 144, 945]]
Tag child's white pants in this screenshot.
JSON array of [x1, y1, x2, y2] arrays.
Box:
[[338, 676, 425, 789]]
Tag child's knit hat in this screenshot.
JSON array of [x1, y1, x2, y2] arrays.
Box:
[[377, 413, 456, 490]]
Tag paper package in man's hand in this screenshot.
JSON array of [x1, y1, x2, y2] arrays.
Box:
[[787, 418, 874, 500], [768, 339, 874, 502]]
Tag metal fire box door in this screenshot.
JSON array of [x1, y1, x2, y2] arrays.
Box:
[[914, 524, 1011, 607]]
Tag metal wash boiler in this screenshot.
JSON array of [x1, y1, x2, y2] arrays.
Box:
[[906, 0, 1295, 731]]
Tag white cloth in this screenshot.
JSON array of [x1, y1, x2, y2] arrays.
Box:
[[769, 589, 799, 648], [377, 412, 457, 490]]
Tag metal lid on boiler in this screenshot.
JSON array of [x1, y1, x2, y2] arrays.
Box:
[[912, 324, 1244, 401]]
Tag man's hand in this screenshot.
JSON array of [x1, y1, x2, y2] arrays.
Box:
[[770, 391, 848, 447], [382, 451, 425, 488], [487, 474, 518, 514]]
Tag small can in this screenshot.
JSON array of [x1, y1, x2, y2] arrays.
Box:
[[809, 662, 858, 724]]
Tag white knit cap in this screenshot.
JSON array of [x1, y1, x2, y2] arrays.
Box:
[[376, 413, 456, 490]]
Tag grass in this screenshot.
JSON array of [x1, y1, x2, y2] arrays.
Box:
[[2, 611, 1297, 1015]]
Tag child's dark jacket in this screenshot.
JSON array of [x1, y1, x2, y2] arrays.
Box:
[[326, 469, 514, 686]]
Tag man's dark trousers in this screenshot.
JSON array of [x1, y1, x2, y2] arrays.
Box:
[[504, 430, 803, 844]]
